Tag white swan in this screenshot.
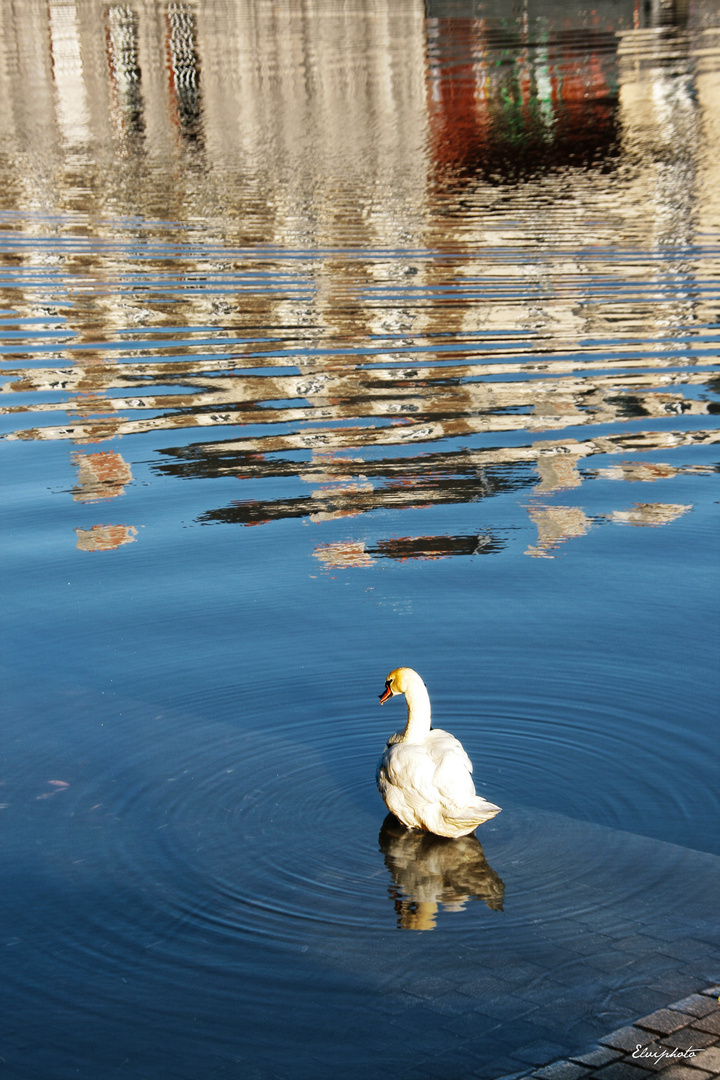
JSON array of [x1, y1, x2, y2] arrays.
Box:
[[376, 667, 501, 839]]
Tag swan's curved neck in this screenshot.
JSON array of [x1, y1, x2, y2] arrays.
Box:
[[401, 675, 432, 742]]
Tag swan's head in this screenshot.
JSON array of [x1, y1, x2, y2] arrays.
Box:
[[379, 667, 421, 704]]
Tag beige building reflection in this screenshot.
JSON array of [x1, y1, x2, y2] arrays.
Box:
[[72, 450, 133, 501], [604, 502, 692, 527], [75, 523, 137, 551], [525, 506, 593, 559], [0, 1, 717, 557]]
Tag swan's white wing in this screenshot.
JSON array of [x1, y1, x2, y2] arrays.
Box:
[[377, 741, 440, 829], [425, 729, 477, 806], [380, 741, 436, 797], [427, 731, 500, 829]]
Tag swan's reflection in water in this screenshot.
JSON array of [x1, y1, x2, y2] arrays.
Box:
[[378, 815, 505, 930]]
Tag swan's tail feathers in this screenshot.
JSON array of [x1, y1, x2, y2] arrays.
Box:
[[448, 799, 501, 832]]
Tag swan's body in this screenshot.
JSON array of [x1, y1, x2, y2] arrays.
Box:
[[376, 667, 501, 839]]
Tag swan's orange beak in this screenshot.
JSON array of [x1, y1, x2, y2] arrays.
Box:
[[379, 683, 392, 704]]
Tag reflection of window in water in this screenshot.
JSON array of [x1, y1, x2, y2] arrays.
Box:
[[638, 0, 689, 29], [165, 1, 203, 143], [105, 5, 145, 138]]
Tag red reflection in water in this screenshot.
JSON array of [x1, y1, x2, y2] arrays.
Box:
[[426, 16, 619, 181]]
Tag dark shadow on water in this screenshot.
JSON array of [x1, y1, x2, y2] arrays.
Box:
[[378, 813, 505, 930]]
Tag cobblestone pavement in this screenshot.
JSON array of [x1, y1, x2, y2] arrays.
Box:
[[498, 987, 720, 1080]]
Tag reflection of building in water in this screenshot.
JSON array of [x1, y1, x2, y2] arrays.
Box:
[[75, 523, 137, 551], [143, 425, 718, 536], [591, 461, 685, 482], [196, 1, 427, 245], [425, 3, 626, 182], [525, 505, 592, 559], [313, 542, 374, 570], [604, 501, 691, 526], [370, 532, 502, 560], [313, 532, 503, 569], [304, 453, 375, 524], [636, 0, 689, 32], [11, 343, 710, 447], [533, 450, 583, 494], [0, 0, 717, 559], [72, 451, 132, 502], [525, 492, 693, 557], [617, 0, 702, 337], [166, 1, 203, 144], [48, 0, 91, 148], [105, 5, 144, 139], [379, 814, 505, 931]]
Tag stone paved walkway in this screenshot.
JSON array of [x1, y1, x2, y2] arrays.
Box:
[[498, 987, 720, 1080]]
